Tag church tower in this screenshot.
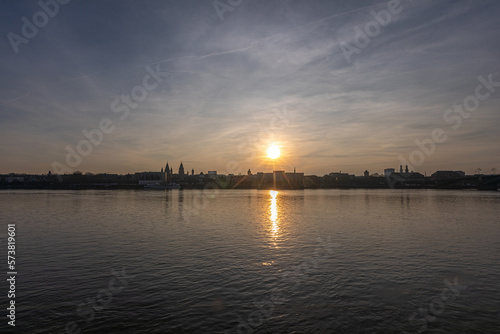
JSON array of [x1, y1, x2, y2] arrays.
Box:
[[179, 162, 185, 176]]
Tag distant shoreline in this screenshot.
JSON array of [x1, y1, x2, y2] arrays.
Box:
[[0, 185, 497, 191]]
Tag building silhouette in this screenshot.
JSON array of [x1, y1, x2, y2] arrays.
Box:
[[179, 162, 185, 176]]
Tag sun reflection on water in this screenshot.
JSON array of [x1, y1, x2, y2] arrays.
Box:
[[270, 190, 279, 240]]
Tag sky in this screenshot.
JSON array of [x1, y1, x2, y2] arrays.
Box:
[[1, 0, 499, 176]]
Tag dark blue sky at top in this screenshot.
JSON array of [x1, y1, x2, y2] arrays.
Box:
[[1, 0, 499, 175]]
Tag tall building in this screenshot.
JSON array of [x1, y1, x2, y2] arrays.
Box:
[[179, 162, 185, 176], [384, 168, 395, 177], [161, 167, 166, 183]]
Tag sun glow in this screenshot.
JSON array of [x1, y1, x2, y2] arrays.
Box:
[[267, 144, 281, 159]]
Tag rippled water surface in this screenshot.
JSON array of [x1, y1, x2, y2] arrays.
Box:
[[1, 189, 499, 333]]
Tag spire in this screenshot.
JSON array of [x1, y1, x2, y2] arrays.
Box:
[[294, 166, 296, 174], [179, 162, 185, 175], [166, 162, 170, 174]]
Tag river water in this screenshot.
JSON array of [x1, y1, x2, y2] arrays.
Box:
[[1, 189, 499, 333]]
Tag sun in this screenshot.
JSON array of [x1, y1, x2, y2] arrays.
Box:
[[267, 144, 281, 159]]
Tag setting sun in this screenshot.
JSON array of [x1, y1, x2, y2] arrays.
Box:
[[267, 144, 281, 159]]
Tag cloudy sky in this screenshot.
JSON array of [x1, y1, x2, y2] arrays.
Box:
[[1, 0, 499, 176]]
